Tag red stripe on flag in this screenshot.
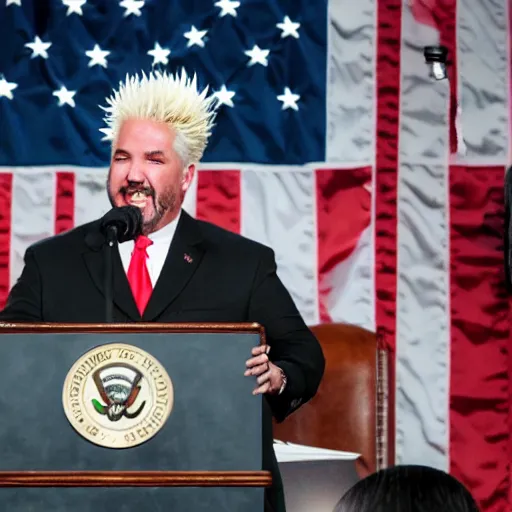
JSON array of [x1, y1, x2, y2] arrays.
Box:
[[436, 0, 458, 155], [196, 170, 241, 234], [0, 173, 13, 309], [55, 172, 75, 235], [509, 5, 512, 509], [449, 166, 510, 512], [376, 0, 402, 464], [316, 167, 372, 323]]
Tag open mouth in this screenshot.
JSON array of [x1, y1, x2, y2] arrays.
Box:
[[123, 189, 152, 208]]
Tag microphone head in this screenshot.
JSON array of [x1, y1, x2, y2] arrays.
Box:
[[100, 206, 143, 243]]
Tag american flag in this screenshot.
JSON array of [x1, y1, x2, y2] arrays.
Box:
[[0, 0, 510, 510]]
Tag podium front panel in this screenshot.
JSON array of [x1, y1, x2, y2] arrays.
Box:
[[0, 330, 265, 512], [0, 487, 263, 512]]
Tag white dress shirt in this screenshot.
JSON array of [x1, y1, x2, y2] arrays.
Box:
[[118, 209, 181, 286]]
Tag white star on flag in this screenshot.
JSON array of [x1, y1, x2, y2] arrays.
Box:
[[245, 45, 270, 67], [184, 26, 208, 48], [276, 16, 300, 39], [0, 77, 18, 99], [277, 87, 300, 111], [213, 85, 235, 108], [99, 127, 112, 141], [214, 0, 240, 17], [53, 86, 76, 107], [119, 0, 144, 17], [147, 42, 170, 66], [62, 0, 86, 15], [6, 0, 22, 6], [85, 44, 110, 68], [25, 36, 52, 59]]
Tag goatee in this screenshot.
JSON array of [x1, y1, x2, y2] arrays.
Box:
[[106, 179, 178, 234]]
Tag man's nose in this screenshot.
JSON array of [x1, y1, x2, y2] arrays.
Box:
[[126, 165, 145, 183]]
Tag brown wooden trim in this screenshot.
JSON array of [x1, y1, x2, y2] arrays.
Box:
[[259, 323, 267, 346], [0, 471, 272, 487], [0, 322, 265, 337], [386, 349, 396, 467]]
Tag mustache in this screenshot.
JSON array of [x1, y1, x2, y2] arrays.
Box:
[[119, 185, 155, 197]]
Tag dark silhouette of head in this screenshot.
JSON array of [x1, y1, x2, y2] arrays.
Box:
[[333, 465, 479, 512]]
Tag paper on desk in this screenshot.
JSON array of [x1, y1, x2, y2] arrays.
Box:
[[273, 440, 360, 463]]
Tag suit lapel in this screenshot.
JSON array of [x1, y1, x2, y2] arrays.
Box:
[[142, 211, 205, 321], [83, 226, 141, 321]]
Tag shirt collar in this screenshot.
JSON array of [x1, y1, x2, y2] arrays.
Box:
[[147, 208, 182, 243]]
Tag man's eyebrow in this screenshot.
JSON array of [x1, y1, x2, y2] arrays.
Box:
[[145, 150, 166, 158], [113, 149, 130, 156]]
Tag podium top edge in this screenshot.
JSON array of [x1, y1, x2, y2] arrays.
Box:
[[0, 470, 273, 488], [0, 322, 265, 339]]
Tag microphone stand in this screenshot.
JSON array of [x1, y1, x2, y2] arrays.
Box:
[[99, 205, 142, 322], [104, 226, 118, 323]]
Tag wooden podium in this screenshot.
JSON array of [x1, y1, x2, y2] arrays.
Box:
[[0, 323, 271, 511]]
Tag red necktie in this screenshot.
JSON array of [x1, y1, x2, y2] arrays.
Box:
[[127, 235, 154, 315]]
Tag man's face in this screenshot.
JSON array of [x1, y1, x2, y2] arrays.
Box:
[[107, 118, 195, 234]]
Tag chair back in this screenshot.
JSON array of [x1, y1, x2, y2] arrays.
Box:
[[273, 323, 393, 475]]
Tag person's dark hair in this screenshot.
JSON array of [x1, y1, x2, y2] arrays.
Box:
[[333, 465, 480, 512]]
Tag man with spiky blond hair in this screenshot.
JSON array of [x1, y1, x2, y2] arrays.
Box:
[[102, 69, 217, 236], [0, 69, 325, 512]]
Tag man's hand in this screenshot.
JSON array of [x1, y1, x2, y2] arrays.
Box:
[[244, 345, 284, 395]]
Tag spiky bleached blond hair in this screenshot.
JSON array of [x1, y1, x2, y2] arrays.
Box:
[[100, 68, 218, 166]]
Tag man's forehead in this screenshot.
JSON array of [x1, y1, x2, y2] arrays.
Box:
[[113, 147, 168, 155], [113, 119, 176, 156]]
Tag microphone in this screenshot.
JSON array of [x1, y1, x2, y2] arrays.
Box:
[[99, 206, 143, 323], [100, 206, 143, 245]]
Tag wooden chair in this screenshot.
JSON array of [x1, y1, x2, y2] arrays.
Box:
[[273, 323, 394, 477]]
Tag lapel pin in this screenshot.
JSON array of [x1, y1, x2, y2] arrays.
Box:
[[184, 253, 193, 263]]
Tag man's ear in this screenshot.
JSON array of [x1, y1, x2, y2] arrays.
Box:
[[182, 164, 196, 193]]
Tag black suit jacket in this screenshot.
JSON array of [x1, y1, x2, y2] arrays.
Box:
[[0, 209, 325, 511]]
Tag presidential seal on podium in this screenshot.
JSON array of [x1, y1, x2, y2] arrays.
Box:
[[62, 343, 173, 448]]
